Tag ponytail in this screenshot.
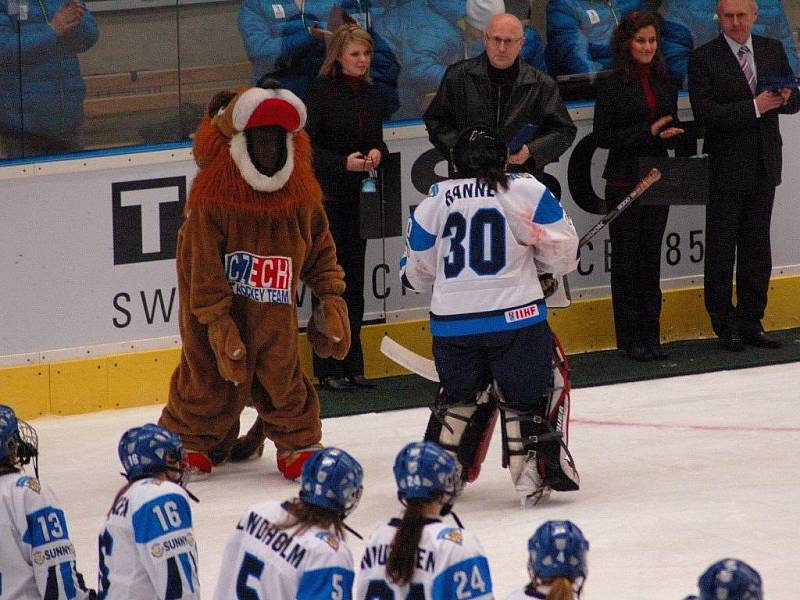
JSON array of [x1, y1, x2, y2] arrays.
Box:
[[387, 501, 427, 586], [546, 577, 576, 600], [479, 166, 509, 193]]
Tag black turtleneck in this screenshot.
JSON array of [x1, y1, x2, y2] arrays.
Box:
[[487, 59, 520, 126]]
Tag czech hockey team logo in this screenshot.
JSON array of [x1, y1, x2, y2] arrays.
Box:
[[225, 252, 293, 304]]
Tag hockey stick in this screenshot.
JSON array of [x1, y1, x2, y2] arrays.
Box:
[[578, 167, 661, 248], [380, 336, 439, 382]]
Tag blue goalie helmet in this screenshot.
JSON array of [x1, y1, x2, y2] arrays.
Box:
[[299, 447, 364, 516], [393, 441, 458, 503], [697, 559, 762, 600], [0, 404, 38, 472], [528, 520, 589, 581], [118, 423, 183, 481]]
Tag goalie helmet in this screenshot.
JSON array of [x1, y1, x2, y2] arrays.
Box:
[[393, 441, 459, 504], [0, 405, 39, 475], [528, 520, 589, 582], [118, 423, 183, 482], [299, 447, 364, 516], [451, 125, 508, 177], [697, 559, 762, 600]]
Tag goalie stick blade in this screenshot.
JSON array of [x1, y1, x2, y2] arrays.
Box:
[[380, 336, 440, 382]]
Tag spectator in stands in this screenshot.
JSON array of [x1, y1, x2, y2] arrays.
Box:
[[238, 0, 399, 115], [370, 0, 462, 119], [424, 13, 576, 180], [593, 10, 683, 361], [545, 0, 645, 77], [661, 0, 799, 85], [683, 558, 763, 600], [305, 24, 388, 390], [0, 0, 98, 158], [464, 0, 547, 72]]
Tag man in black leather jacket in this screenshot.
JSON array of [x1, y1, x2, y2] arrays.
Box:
[[424, 13, 576, 179]]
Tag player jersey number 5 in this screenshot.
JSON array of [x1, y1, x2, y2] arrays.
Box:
[[235, 553, 352, 600], [442, 209, 506, 279]]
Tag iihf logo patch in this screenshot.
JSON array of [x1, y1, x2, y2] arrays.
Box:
[[315, 531, 340, 551], [16, 476, 41, 494], [437, 528, 463, 545], [225, 252, 293, 304]]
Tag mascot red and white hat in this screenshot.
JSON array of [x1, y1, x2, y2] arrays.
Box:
[[215, 86, 307, 192]]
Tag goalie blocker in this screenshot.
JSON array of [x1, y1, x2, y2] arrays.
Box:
[[425, 332, 579, 505]]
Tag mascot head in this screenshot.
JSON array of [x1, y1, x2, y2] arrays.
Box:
[[210, 80, 307, 193]]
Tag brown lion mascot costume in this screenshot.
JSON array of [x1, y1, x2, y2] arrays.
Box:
[[159, 81, 350, 480]]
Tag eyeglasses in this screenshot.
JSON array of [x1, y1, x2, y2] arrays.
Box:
[[486, 36, 523, 47]]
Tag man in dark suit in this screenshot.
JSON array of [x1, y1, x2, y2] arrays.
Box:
[[688, 0, 799, 351]]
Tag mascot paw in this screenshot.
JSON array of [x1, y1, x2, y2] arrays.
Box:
[[208, 315, 248, 384], [229, 418, 268, 462], [308, 296, 351, 360]]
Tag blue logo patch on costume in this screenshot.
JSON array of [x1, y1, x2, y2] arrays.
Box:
[[437, 528, 464, 545], [16, 476, 41, 494], [225, 252, 293, 304], [315, 531, 340, 551]]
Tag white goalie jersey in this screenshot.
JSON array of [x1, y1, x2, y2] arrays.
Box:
[[400, 174, 578, 337], [97, 477, 199, 599], [0, 472, 93, 600], [357, 519, 493, 600], [214, 500, 356, 600]]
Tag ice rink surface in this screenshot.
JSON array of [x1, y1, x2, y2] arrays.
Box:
[[28, 362, 800, 598]]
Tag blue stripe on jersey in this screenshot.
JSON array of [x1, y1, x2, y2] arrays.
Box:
[[431, 556, 492, 600], [430, 302, 547, 337], [297, 567, 354, 600], [60, 561, 77, 599], [532, 189, 564, 225], [24, 507, 70, 547], [408, 215, 436, 251], [179, 552, 196, 593], [132, 493, 192, 543]]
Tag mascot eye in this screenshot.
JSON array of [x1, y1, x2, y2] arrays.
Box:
[[208, 90, 237, 118]]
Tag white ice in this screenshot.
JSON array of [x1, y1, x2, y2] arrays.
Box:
[[28, 362, 800, 599]]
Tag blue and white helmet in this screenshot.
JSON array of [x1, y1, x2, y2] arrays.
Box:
[[393, 441, 459, 503], [697, 559, 762, 600], [528, 520, 589, 582], [0, 404, 38, 474], [299, 447, 364, 516], [118, 423, 183, 481]]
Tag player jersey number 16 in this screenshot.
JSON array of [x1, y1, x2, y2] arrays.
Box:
[[442, 209, 506, 279]]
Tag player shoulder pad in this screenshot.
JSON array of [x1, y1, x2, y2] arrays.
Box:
[[315, 531, 342, 551], [436, 527, 464, 545], [15, 476, 42, 494]]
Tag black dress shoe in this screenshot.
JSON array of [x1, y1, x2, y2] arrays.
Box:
[[624, 345, 652, 361], [741, 329, 782, 349], [718, 330, 745, 352], [319, 377, 354, 391], [646, 344, 669, 360], [347, 375, 377, 389]]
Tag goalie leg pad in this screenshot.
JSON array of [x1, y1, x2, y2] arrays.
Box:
[[424, 387, 497, 482]]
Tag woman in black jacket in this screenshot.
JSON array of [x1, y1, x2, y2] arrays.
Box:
[[594, 11, 684, 361], [305, 24, 388, 389]]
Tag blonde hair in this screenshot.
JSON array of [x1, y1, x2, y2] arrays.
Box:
[[546, 577, 576, 600], [318, 24, 374, 81]]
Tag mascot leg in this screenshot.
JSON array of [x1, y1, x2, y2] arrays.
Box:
[[424, 385, 498, 483]]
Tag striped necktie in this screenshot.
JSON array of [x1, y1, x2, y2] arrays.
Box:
[[738, 46, 756, 95]]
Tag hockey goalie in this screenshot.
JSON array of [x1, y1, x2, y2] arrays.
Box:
[[399, 125, 581, 506]]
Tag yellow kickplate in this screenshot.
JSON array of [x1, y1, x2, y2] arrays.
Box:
[[0, 364, 49, 420]]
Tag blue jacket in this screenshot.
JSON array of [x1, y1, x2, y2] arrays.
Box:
[[661, 0, 799, 84], [370, 0, 461, 120], [0, 0, 98, 138], [238, 0, 399, 116], [545, 0, 644, 76]]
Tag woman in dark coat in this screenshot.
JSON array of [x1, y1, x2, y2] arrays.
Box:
[[593, 11, 684, 361], [305, 24, 388, 389]]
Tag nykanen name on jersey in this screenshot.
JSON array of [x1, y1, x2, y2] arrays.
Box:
[[360, 544, 435, 573], [442, 181, 495, 206], [236, 511, 307, 568]]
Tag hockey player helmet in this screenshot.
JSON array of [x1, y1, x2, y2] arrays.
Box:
[[697, 559, 762, 600], [118, 423, 184, 481], [0, 405, 39, 473], [393, 441, 459, 504], [299, 447, 364, 516], [528, 520, 589, 582], [451, 125, 508, 177]]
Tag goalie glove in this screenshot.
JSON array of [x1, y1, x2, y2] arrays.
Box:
[[207, 315, 247, 385], [307, 295, 351, 360]]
